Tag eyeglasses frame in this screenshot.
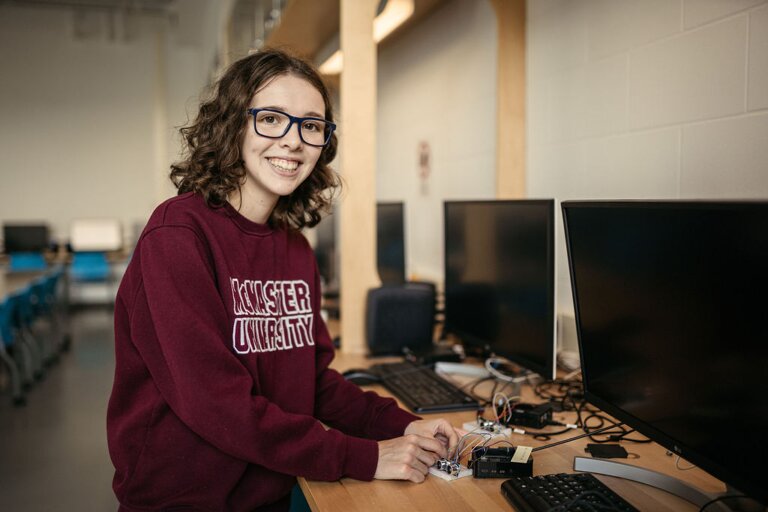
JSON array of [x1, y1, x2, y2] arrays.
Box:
[[246, 107, 336, 148]]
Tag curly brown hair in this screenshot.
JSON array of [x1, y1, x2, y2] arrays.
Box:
[[170, 48, 340, 230]]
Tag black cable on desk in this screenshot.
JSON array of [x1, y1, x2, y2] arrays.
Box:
[[581, 413, 651, 444], [531, 423, 621, 453], [698, 494, 756, 512]]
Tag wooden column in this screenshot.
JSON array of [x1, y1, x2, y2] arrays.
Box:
[[339, 0, 380, 354], [490, 0, 526, 199], [153, 29, 173, 205]]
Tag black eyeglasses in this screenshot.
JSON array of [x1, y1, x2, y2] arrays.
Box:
[[246, 108, 336, 147]]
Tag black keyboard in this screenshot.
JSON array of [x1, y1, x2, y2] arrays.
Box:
[[501, 473, 638, 512], [369, 361, 480, 414]]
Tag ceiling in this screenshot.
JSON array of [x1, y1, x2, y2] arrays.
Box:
[[2, 0, 176, 13], [4, 0, 449, 70], [231, 0, 446, 63]]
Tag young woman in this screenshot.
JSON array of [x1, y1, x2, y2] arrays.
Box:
[[107, 48, 460, 512]]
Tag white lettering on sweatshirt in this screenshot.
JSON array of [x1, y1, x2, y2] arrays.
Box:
[[230, 278, 315, 354]]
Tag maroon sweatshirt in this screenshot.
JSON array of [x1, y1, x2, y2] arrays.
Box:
[[107, 193, 418, 511]]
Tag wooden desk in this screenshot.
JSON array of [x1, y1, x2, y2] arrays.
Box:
[[299, 352, 727, 512], [0, 270, 45, 298]]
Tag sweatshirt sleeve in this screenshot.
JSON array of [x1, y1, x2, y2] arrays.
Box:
[[130, 225, 379, 482], [310, 269, 421, 440]]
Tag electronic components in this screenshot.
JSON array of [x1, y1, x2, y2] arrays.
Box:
[[478, 416, 507, 433], [500, 402, 554, 429], [462, 416, 512, 438], [434, 458, 462, 476], [470, 446, 534, 478], [429, 458, 473, 481]]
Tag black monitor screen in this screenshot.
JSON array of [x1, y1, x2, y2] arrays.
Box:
[[377, 202, 406, 285], [444, 200, 556, 379], [3, 224, 50, 253], [314, 212, 337, 287], [563, 201, 768, 505]]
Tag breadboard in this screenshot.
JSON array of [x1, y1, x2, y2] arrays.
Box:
[[462, 421, 511, 439], [428, 466, 473, 481]]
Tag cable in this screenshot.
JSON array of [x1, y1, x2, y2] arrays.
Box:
[[579, 412, 651, 444], [674, 455, 696, 471], [484, 356, 529, 383], [469, 364, 645, 446], [460, 376, 496, 407], [534, 378, 588, 415], [531, 423, 621, 453], [698, 494, 753, 512], [561, 368, 582, 381], [451, 430, 492, 464]]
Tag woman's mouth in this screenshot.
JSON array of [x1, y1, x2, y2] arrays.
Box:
[[267, 157, 300, 174]]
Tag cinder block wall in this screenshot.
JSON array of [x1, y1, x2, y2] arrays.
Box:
[[527, 0, 768, 335]]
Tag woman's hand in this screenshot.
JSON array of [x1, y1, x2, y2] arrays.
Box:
[[373, 434, 446, 483], [403, 418, 464, 457]]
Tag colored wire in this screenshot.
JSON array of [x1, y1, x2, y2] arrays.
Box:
[[484, 357, 530, 383], [675, 455, 696, 471]]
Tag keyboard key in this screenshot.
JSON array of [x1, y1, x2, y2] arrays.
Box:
[[501, 473, 638, 512], [368, 361, 481, 414]]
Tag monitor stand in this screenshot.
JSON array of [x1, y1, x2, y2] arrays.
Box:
[[574, 457, 759, 512]]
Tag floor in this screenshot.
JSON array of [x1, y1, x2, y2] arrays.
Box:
[[0, 306, 119, 511]]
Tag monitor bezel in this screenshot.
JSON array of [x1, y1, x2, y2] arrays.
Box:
[[562, 199, 768, 506], [443, 199, 557, 380]]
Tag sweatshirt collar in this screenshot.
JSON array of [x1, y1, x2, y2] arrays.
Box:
[[221, 200, 274, 236]]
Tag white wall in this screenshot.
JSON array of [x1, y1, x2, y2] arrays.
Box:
[[0, 7, 156, 245], [377, 0, 497, 284], [0, 3, 227, 248], [526, 0, 768, 339]]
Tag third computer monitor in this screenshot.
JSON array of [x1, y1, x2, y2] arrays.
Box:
[[444, 200, 556, 379]]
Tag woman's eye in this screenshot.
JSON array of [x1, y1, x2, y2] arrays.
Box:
[[303, 121, 320, 132], [260, 115, 278, 124]]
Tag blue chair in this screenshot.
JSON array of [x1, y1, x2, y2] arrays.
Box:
[[3, 291, 38, 390], [8, 252, 47, 272], [29, 277, 59, 365], [41, 268, 70, 353], [69, 252, 110, 281], [0, 297, 26, 406], [11, 287, 45, 383], [68, 252, 114, 306]]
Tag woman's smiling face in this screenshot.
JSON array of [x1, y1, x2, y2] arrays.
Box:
[[239, 73, 325, 212]]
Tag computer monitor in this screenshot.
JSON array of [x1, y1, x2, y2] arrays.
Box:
[[69, 218, 122, 252], [3, 224, 50, 253], [444, 200, 556, 379], [314, 210, 337, 288], [563, 201, 768, 506], [377, 202, 406, 285]]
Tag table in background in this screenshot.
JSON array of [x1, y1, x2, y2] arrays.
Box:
[[299, 352, 727, 512], [0, 270, 46, 298]]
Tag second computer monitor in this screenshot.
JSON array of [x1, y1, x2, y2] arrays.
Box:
[[444, 200, 556, 379], [377, 202, 406, 285]]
